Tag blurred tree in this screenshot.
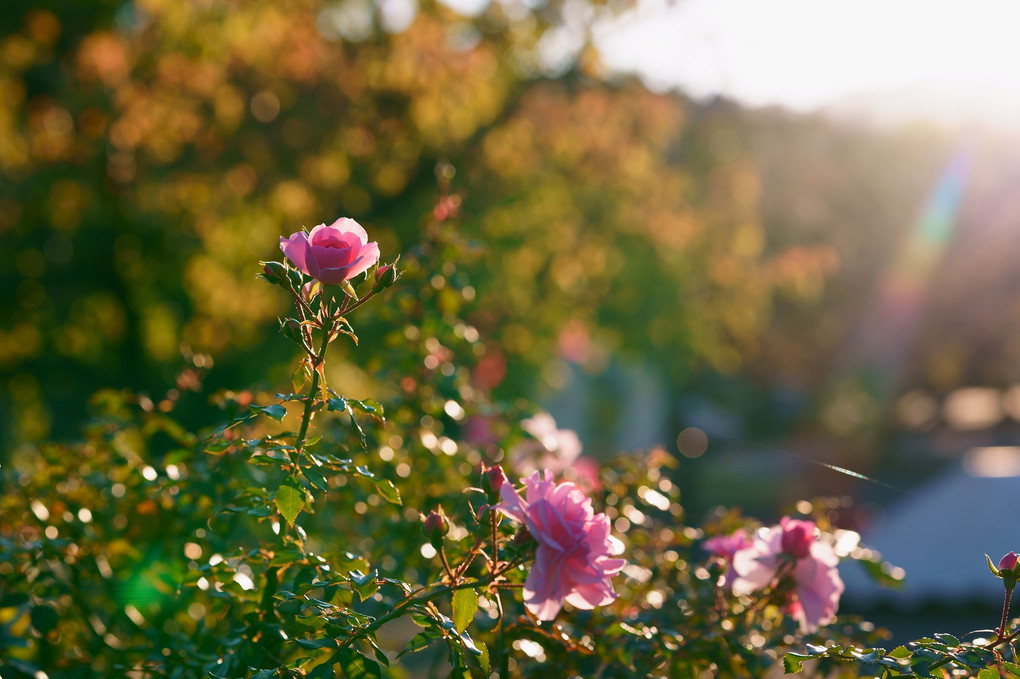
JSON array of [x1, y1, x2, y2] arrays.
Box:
[[0, 0, 971, 465]]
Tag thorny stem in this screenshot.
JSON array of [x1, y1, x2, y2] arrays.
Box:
[[454, 533, 487, 579], [1000, 586, 1015, 640], [495, 589, 509, 679], [338, 558, 524, 651], [491, 508, 501, 574], [438, 546, 456, 583], [295, 316, 333, 454]]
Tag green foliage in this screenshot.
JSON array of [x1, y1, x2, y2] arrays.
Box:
[[0, 211, 931, 679]]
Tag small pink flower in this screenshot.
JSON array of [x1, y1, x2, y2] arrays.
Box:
[[497, 470, 626, 621], [704, 529, 753, 587], [731, 518, 844, 634], [280, 217, 380, 285], [704, 529, 753, 561]]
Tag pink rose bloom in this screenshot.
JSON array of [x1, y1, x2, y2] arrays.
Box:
[[731, 517, 844, 634], [511, 413, 582, 477], [497, 470, 626, 621], [280, 217, 380, 285]]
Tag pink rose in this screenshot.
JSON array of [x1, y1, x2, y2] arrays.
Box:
[[731, 518, 844, 633], [497, 470, 626, 621], [279, 217, 380, 285]]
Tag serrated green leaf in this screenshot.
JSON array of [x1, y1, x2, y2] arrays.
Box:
[[934, 633, 960, 646], [978, 668, 999, 679], [275, 478, 306, 526], [1002, 661, 1020, 676], [784, 653, 808, 674], [254, 404, 287, 422], [375, 479, 401, 505], [889, 646, 911, 659], [338, 648, 381, 679], [302, 465, 330, 492], [350, 570, 379, 602], [452, 589, 478, 633], [474, 640, 489, 674], [327, 397, 347, 412]]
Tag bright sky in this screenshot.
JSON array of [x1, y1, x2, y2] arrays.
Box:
[[596, 0, 1020, 125]]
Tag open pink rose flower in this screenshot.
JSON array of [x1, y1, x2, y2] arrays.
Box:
[[731, 517, 844, 633], [280, 217, 380, 285], [497, 470, 626, 621]]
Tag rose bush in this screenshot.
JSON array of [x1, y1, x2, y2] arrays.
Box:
[[279, 217, 380, 285], [497, 469, 626, 621], [732, 516, 845, 633]]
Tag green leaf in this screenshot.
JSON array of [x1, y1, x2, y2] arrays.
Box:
[[254, 404, 287, 422], [306, 662, 335, 678], [1002, 661, 1020, 677], [275, 478, 306, 526], [452, 589, 478, 634], [327, 397, 347, 412], [295, 638, 338, 650], [784, 653, 808, 674], [302, 466, 330, 493], [30, 604, 59, 634], [978, 668, 999, 679], [350, 570, 379, 602], [889, 646, 911, 659], [934, 633, 960, 646], [349, 399, 384, 417], [474, 640, 490, 674], [337, 648, 381, 679], [374, 479, 401, 506], [349, 411, 367, 449]]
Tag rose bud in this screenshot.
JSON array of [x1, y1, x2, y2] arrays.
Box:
[[423, 509, 448, 550], [481, 464, 507, 503], [260, 261, 291, 288], [1000, 552, 1019, 573], [373, 256, 400, 291], [779, 517, 816, 559]]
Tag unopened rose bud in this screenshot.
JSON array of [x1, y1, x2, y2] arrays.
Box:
[[260, 261, 291, 288], [481, 464, 507, 503], [779, 517, 815, 559], [1000, 552, 1019, 573], [423, 509, 448, 549], [373, 257, 400, 291]]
